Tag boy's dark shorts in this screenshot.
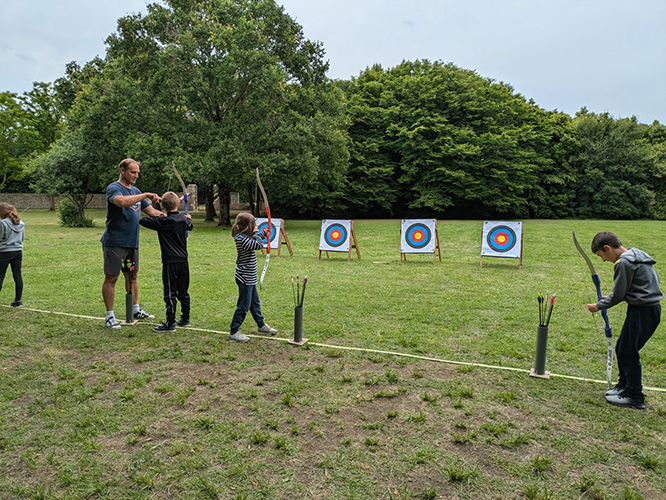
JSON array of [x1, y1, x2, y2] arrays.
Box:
[[103, 246, 139, 276]]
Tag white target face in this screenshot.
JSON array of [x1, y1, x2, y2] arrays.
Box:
[[319, 220, 351, 252], [481, 221, 522, 259], [255, 218, 281, 248], [401, 219, 436, 253]]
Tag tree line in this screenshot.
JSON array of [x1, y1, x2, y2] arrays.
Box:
[[2, 0, 665, 223]]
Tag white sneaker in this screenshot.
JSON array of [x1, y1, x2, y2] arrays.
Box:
[[257, 324, 277, 335], [105, 317, 121, 330], [134, 309, 155, 319], [228, 332, 250, 343], [605, 385, 624, 396]]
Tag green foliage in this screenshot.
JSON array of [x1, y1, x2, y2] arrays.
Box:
[[571, 110, 656, 219], [342, 60, 579, 218], [53, 58, 106, 114], [0, 91, 34, 189], [30, 127, 103, 218], [0, 84, 62, 192], [644, 120, 666, 219], [56, 197, 94, 228]]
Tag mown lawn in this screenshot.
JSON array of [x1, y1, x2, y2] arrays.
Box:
[[0, 210, 664, 499]]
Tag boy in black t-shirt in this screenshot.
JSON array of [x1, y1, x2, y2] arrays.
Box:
[[139, 191, 193, 331]]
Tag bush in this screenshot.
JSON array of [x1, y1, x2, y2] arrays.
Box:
[[57, 198, 94, 228]]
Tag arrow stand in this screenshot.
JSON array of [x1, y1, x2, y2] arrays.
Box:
[[529, 325, 550, 379], [288, 306, 308, 346]]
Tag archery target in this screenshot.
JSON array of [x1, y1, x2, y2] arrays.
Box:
[[319, 220, 351, 252], [401, 219, 436, 253], [256, 218, 281, 249], [481, 221, 522, 259]]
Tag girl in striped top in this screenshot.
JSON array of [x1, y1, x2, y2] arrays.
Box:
[[228, 213, 278, 342]]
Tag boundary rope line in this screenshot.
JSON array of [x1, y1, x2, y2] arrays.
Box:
[[4, 305, 665, 393]]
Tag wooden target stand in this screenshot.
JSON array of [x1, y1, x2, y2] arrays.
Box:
[[260, 219, 293, 257], [400, 225, 442, 263], [480, 223, 524, 269], [319, 221, 361, 261]]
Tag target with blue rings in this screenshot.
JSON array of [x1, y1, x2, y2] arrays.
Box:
[[401, 219, 436, 253], [405, 223, 431, 249], [481, 221, 522, 259], [256, 218, 280, 248], [324, 224, 348, 247], [487, 225, 516, 252], [319, 220, 351, 252]]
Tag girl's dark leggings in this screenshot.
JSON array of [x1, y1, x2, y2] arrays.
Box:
[[0, 250, 23, 301]]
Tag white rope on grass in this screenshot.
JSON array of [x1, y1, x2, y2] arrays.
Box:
[[4, 305, 665, 393], [3, 305, 106, 322]]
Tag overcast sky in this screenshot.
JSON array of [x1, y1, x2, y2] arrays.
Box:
[[1, 0, 664, 124]]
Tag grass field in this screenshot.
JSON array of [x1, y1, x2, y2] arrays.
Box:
[[0, 210, 665, 499]]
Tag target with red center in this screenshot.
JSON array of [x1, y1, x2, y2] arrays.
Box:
[[401, 219, 436, 253], [256, 218, 280, 248], [481, 221, 522, 259], [319, 220, 351, 252]]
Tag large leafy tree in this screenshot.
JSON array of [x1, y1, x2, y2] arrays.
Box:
[[30, 129, 103, 217], [0, 92, 37, 190], [98, 0, 348, 223], [342, 60, 577, 218], [1, 83, 63, 192], [30, 77, 141, 215]]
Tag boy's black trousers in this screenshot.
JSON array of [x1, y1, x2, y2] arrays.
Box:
[[162, 262, 190, 324], [616, 304, 661, 396]]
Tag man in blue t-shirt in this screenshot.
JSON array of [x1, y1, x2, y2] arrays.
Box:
[[101, 158, 164, 329]]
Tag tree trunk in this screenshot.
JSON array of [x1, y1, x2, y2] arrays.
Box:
[[248, 184, 258, 217], [70, 193, 88, 219], [202, 182, 217, 222], [217, 182, 232, 226]]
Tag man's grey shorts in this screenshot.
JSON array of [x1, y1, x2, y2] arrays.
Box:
[[103, 246, 140, 276]]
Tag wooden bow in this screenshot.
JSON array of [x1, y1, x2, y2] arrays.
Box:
[[256, 168, 271, 289], [573, 229, 613, 389], [172, 161, 189, 237]]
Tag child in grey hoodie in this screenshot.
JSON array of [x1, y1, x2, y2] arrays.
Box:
[[0, 203, 25, 307], [587, 231, 662, 409]]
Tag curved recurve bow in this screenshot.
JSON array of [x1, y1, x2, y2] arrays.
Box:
[[172, 161, 189, 238], [573, 229, 613, 389], [256, 168, 271, 289]]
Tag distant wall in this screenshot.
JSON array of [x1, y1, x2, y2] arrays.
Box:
[[227, 192, 251, 211], [0, 186, 254, 213], [0, 193, 107, 210]]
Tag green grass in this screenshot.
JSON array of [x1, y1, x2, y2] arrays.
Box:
[[0, 210, 665, 499]]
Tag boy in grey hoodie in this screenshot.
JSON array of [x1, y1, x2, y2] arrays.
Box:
[[0, 203, 25, 307], [587, 232, 662, 409]]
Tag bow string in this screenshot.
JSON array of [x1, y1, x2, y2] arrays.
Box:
[[256, 168, 271, 289]]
